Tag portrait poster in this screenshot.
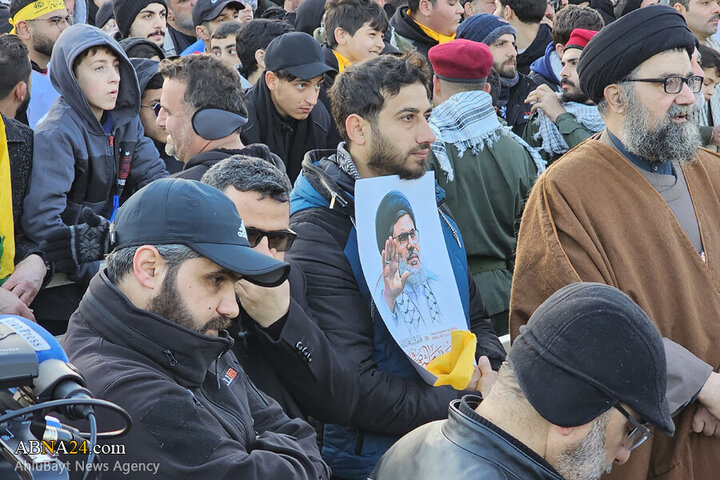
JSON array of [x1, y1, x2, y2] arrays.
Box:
[[355, 171, 468, 385]]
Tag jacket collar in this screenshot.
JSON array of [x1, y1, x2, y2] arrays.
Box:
[[81, 272, 233, 388], [184, 144, 281, 171]]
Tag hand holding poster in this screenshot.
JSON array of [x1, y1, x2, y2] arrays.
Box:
[[355, 172, 470, 385]]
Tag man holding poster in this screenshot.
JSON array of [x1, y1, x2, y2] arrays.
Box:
[[288, 52, 505, 480]]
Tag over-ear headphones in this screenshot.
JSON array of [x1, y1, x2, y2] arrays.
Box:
[[191, 108, 248, 140]]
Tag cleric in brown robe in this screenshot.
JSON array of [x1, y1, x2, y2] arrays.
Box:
[[510, 6, 720, 480]]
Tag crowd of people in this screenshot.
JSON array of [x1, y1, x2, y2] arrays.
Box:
[[1, 0, 720, 478]]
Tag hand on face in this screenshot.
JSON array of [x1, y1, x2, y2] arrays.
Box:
[[236, 279, 290, 328]]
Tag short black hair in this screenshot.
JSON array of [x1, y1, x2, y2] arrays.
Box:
[[699, 44, 720, 75], [552, 5, 603, 45], [201, 155, 292, 203], [235, 19, 294, 78], [324, 0, 388, 50], [407, 0, 436, 12], [211, 20, 244, 40], [0, 34, 31, 100], [330, 52, 430, 142], [9, 0, 35, 20], [497, 0, 545, 23], [159, 54, 247, 117]]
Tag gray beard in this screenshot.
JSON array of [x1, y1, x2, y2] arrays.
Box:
[[555, 413, 612, 480], [398, 256, 429, 286], [621, 85, 701, 164]]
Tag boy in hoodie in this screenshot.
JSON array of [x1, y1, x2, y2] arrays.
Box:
[[21, 24, 167, 333]]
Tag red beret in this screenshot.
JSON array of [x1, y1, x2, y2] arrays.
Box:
[[565, 28, 599, 51], [428, 39, 493, 83]]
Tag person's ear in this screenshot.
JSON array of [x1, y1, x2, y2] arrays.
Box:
[[432, 75, 441, 100], [672, 2, 686, 13], [464, 2, 476, 16], [345, 113, 368, 146], [132, 246, 166, 290], [483, 82, 491, 93], [604, 84, 626, 114], [265, 70, 278, 92], [195, 24, 209, 41], [167, 7, 176, 23], [504, 4, 513, 20], [14, 81, 28, 104], [15, 20, 32, 40], [334, 27, 348, 47], [418, 0, 434, 16], [555, 43, 564, 58], [254, 48, 266, 71]]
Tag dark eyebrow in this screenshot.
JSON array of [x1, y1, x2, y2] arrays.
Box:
[[396, 107, 420, 116], [209, 268, 243, 282]]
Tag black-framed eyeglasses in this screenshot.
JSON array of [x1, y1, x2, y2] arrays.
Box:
[[141, 103, 162, 117], [27, 15, 71, 28], [245, 226, 297, 252], [614, 404, 653, 451], [624, 75, 703, 94], [392, 228, 419, 248]]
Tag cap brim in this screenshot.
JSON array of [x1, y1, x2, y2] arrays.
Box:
[[204, 0, 246, 23], [285, 61, 336, 80], [192, 242, 290, 287], [510, 336, 675, 436]]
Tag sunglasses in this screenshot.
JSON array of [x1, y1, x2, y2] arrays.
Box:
[[246, 226, 297, 252], [142, 103, 162, 117]]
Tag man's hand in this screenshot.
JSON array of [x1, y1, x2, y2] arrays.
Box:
[[525, 84, 566, 123], [467, 356, 498, 397], [40, 208, 110, 273], [2, 254, 46, 305], [381, 237, 409, 311], [236, 279, 291, 328], [698, 371, 720, 419], [0, 287, 35, 321], [692, 404, 720, 436]]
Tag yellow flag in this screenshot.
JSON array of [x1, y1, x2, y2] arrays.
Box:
[[0, 115, 15, 283], [427, 330, 477, 390]]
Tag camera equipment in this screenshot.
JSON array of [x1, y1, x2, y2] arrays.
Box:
[[0, 316, 132, 480]]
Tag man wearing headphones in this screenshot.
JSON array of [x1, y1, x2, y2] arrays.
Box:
[[155, 54, 286, 181]]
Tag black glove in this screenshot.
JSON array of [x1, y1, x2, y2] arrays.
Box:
[[40, 208, 110, 273]]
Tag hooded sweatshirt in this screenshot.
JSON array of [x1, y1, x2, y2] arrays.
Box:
[[528, 41, 562, 90], [22, 24, 167, 282]]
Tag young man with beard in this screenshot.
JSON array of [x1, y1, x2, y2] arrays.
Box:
[[372, 283, 676, 480], [241, 32, 335, 182], [9, 0, 69, 127], [288, 52, 506, 479], [156, 55, 284, 180], [457, 14, 540, 135], [673, 0, 720, 50], [523, 28, 604, 164], [493, 0, 552, 75], [389, 0, 464, 62], [61, 178, 331, 480], [113, 0, 168, 51], [426, 39, 543, 336], [510, 6, 720, 480]]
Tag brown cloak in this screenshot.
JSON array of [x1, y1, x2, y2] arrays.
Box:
[[509, 137, 720, 479]]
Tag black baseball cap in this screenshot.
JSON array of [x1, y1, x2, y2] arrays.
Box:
[[509, 282, 675, 436], [192, 0, 245, 28], [111, 178, 290, 287], [264, 32, 336, 80]]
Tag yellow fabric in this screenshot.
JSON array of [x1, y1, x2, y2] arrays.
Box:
[[9, 0, 66, 34], [0, 116, 15, 283], [408, 10, 456, 44], [427, 330, 476, 389], [332, 50, 352, 73]]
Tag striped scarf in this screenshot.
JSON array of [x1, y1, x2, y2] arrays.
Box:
[[429, 90, 545, 181], [532, 99, 604, 156]]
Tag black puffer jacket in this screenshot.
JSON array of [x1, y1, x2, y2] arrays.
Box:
[[503, 73, 540, 136], [63, 272, 330, 480], [172, 144, 286, 181]]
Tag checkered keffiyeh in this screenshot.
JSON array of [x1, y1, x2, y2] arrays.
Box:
[[533, 98, 604, 156], [430, 91, 545, 181]]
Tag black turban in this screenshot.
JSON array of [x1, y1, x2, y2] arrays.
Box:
[[375, 191, 416, 253], [578, 5, 695, 104]]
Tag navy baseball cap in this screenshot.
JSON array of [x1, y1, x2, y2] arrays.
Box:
[[192, 0, 246, 28], [264, 32, 335, 80], [111, 178, 290, 287]]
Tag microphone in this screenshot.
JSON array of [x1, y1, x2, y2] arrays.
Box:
[[0, 315, 94, 420]]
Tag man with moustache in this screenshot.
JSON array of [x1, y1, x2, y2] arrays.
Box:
[[9, 0, 69, 127], [673, 0, 720, 50], [289, 52, 506, 479], [510, 6, 720, 480], [456, 14, 540, 134], [164, 0, 197, 55], [113, 0, 168, 51], [523, 28, 604, 164], [62, 178, 330, 480]]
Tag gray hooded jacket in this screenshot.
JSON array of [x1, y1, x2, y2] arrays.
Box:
[[22, 24, 166, 281]]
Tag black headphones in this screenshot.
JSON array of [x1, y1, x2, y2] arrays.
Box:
[[191, 108, 248, 140]]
